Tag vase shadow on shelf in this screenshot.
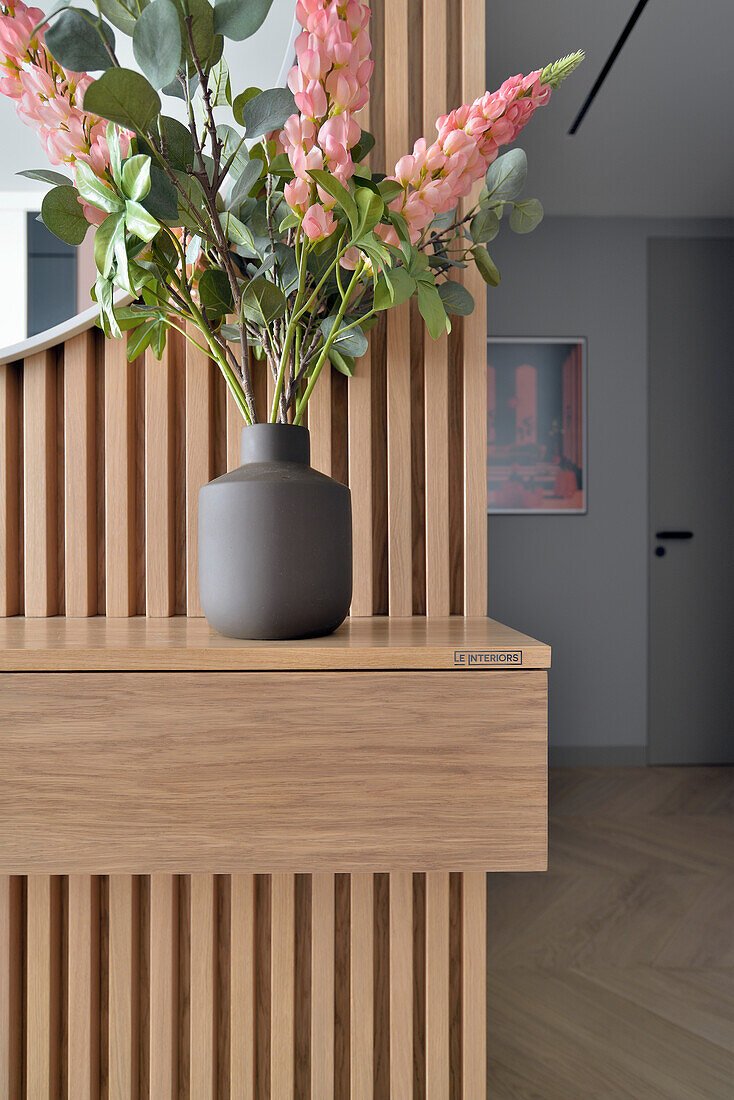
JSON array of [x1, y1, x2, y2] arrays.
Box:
[[198, 423, 352, 640]]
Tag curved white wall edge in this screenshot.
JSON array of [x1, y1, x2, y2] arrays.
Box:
[[0, 294, 131, 366]]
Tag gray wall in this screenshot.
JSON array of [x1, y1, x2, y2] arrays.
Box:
[[486, 217, 734, 763]]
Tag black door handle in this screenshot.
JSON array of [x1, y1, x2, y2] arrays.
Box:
[[656, 530, 693, 540]]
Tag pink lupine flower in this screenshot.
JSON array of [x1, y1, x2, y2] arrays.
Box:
[[302, 202, 336, 241]]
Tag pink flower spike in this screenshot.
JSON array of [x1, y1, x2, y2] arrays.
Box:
[[302, 202, 337, 241]]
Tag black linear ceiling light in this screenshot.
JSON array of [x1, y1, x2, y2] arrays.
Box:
[[568, 0, 651, 134]]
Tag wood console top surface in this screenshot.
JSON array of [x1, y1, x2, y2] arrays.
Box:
[[0, 615, 550, 671]]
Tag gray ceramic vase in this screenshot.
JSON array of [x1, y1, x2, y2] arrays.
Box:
[[198, 424, 352, 640]]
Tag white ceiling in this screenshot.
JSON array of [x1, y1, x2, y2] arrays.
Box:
[[486, 0, 734, 217]]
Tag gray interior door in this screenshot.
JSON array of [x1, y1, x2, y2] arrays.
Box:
[[649, 237, 734, 764]]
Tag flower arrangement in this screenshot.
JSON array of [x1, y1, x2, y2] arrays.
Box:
[[0, 0, 582, 426]]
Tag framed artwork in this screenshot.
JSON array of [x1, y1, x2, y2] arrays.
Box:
[[487, 337, 587, 514]]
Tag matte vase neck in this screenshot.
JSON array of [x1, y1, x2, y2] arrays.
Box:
[[240, 424, 310, 466]]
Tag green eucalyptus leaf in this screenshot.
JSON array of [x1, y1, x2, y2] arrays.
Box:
[[219, 323, 240, 341], [125, 198, 161, 240], [94, 212, 124, 277], [328, 347, 355, 376], [133, 0, 181, 88], [45, 8, 115, 71], [161, 72, 198, 99], [208, 55, 230, 105], [138, 115, 194, 172], [198, 268, 233, 314], [485, 148, 527, 203], [142, 166, 178, 221], [83, 67, 161, 132], [220, 210, 257, 253], [470, 207, 500, 244], [374, 265, 414, 311], [240, 86, 296, 141], [75, 161, 124, 213], [213, 0, 273, 40], [232, 85, 261, 124], [99, 0, 148, 36], [241, 276, 286, 325], [437, 279, 474, 316], [321, 315, 368, 358], [227, 156, 262, 208], [509, 197, 544, 234], [121, 154, 151, 201], [217, 124, 249, 178], [472, 246, 500, 286], [308, 168, 358, 234], [17, 168, 72, 187], [41, 185, 89, 245], [178, 0, 219, 68], [417, 281, 449, 340]]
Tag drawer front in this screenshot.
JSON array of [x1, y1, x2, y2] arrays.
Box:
[[1, 671, 547, 873]]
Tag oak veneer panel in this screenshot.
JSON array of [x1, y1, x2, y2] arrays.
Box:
[[311, 873, 335, 1098], [149, 874, 178, 1099], [67, 875, 100, 1100], [425, 872, 449, 1098], [229, 874, 255, 1099], [0, 364, 20, 616], [145, 344, 175, 617], [0, 614, 551, 670], [309, 361, 332, 476], [0, 670, 547, 874], [185, 334, 214, 616], [0, 876, 22, 1099], [349, 873, 374, 1097], [63, 334, 97, 617], [270, 874, 295, 1098], [26, 875, 61, 1099], [190, 874, 217, 1098], [23, 351, 57, 616], [389, 872, 413, 1096], [108, 875, 139, 1100], [226, 389, 242, 472], [462, 871, 486, 1095], [104, 338, 137, 616]]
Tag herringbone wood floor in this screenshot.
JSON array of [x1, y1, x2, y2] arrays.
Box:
[[486, 768, 734, 1099]]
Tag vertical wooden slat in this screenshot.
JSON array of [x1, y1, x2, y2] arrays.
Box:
[[68, 876, 99, 1100], [105, 338, 136, 615], [23, 351, 57, 616], [150, 875, 178, 1099], [185, 336, 214, 616], [0, 876, 22, 1099], [461, 0, 488, 615], [230, 874, 255, 1099], [227, 389, 243, 472], [311, 873, 334, 1098], [271, 873, 295, 1098], [26, 875, 61, 1099], [389, 871, 413, 1097], [0, 363, 20, 616], [309, 365, 332, 476], [423, 0, 451, 616], [425, 872, 449, 1098], [461, 872, 486, 1095], [385, 0, 412, 617], [64, 333, 97, 616], [350, 873, 374, 1097], [190, 873, 217, 1098], [108, 875, 139, 1100], [145, 345, 176, 616]]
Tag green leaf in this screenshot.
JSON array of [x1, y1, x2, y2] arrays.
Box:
[[133, 0, 181, 88], [75, 161, 124, 214], [328, 347, 355, 376], [94, 275, 120, 337], [138, 115, 194, 172], [45, 8, 115, 71], [217, 124, 250, 179], [41, 185, 89, 245], [382, 266, 415, 309], [83, 68, 161, 133], [220, 211, 257, 254], [352, 130, 375, 163], [94, 213, 124, 277], [417, 281, 449, 340], [126, 318, 156, 359], [279, 210, 299, 233], [125, 198, 160, 240], [355, 187, 384, 236], [228, 156, 262, 208], [240, 87, 296, 142], [142, 166, 178, 221], [509, 198, 544, 234], [213, 0, 273, 40], [99, 0, 148, 36], [121, 154, 151, 201], [472, 247, 500, 286], [241, 277, 286, 325], [208, 56, 230, 105], [199, 268, 233, 314], [437, 279, 474, 316], [321, 315, 368, 358], [178, 0, 219, 68], [485, 148, 527, 203], [470, 207, 500, 244], [232, 86, 261, 124], [308, 169, 358, 234], [17, 168, 72, 187], [377, 179, 402, 205]]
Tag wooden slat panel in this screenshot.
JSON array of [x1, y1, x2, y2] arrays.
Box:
[[68, 875, 99, 1100], [0, 876, 22, 1099], [350, 873, 374, 1097], [190, 873, 217, 1098], [0, 363, 20, 616], [461, 871, 486, 1095], [26, 875, 61, 1099], [108, 875, 139, 1100], [64, 333, 97, 616], [390, 871, 413, 1096], [104, 339, 136, 616], [271, 873, 295, 1097], [23, 351, 57, 616], [309, 362, 332, 476], [461, 0, 487, 615], [425, 872, 449, 1098], [145, 345, 175, 616], [385, 0, 412, 617], [185, 336, 213, 616], [150, 874, 178, 1099], [230, 874, 255, 1099], [311, 873, 334, 1098], [348, 356, 373, 617], [227, 389, 242, 472]]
